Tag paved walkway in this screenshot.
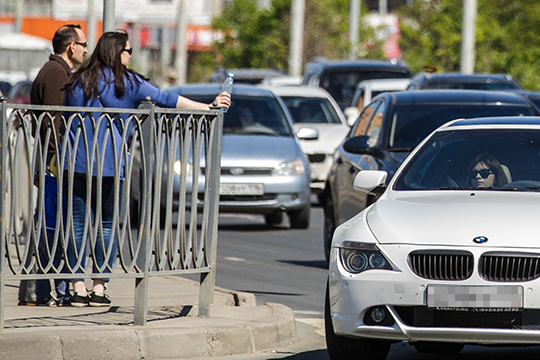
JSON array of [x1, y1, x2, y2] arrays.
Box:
[[0, 276, 297, 360]]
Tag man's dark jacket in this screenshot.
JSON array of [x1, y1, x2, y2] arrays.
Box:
[[30, 54, 72, 155]]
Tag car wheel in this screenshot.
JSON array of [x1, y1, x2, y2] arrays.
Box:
[[325, 283, 391, 360], [288, 205, 310, 229], [265, 211, 283, 226], [412, 341, 464, 354], [323, 191, 336, 263]]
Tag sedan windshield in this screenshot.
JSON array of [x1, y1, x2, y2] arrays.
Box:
[[280, 96, 343, 124], [183, 95, 293, 136], [394, 128, 540, 191], [389, 104, 537, 150]]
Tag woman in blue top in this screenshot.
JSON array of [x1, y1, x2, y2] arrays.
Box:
[[63, 30, 230, 307]]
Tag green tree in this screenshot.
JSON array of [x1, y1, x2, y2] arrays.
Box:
[[193, 0, 383, 82], [397, 0, 540, 90]]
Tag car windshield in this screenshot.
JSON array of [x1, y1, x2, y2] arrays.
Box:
[[182, 95, 293, 136], [394, 128, 540, 192], [280, 96, 343, 124], [322, 70, 410, 109], [424, 80, 519, 90], [388, 104, 536, 150]]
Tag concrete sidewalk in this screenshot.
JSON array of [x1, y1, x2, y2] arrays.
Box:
[[0, 276, 297, 360]]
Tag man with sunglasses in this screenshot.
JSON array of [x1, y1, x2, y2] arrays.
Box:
[[20, 24, 88, 308]]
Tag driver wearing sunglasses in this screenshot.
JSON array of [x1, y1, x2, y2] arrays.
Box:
[[467, 154, 509, 188]]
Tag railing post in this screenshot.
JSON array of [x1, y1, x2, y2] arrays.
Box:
[[198, 111, 223, 317], [0, 98, 6, 331], [134, 101, 155, 326]]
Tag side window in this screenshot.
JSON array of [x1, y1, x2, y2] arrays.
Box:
[[355, 89, 365, 111], [365, 101, 386, 147], [352, 101, 379, 137]]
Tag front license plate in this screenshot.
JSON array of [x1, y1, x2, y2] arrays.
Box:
[[427, 285, 523, 309], [220, 183, 264, 195]]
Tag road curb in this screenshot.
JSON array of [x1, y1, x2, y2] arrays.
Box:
[[0, 303, 297, 360]]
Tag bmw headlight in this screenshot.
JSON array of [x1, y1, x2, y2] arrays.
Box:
[[339, 241, 393, 274], [173, 160, 193, 175], [273, 158, 305, 176]]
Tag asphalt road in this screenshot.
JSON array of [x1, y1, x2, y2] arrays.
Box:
[[184, 204, 540, 360]]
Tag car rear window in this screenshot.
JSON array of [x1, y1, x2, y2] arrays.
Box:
[[424, 81, 520, 90], [322, 71, 411, 109], [388, 104, 537, 151], [280, 96, 343, 124]]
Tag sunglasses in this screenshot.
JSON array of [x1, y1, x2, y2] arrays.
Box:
[[74, 41, 88, 48], [469, 169, 493, 179], [123, 48, 133, 55]]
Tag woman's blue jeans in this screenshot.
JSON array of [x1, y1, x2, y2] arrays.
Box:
[[64, 173, 120, 282]]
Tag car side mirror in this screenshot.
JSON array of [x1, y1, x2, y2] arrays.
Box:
[[353, 170, 387, 195], [296, 127, 319, 141], [343, 135, 382, 157]]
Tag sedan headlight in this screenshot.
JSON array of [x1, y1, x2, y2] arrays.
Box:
[[273, 158, 306, 176], [339, 241, 393, 274]]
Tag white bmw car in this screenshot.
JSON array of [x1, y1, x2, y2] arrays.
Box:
[[326, 116, 540, 359]]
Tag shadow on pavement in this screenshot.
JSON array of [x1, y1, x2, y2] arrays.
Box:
[[278, 259, 329, 270]]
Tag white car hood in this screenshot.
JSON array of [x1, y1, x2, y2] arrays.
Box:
[[293, 123, 348, 154], [366, 191, 540, 248]]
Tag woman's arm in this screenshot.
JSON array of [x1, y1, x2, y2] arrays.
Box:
[[176, 92, 231, 110]]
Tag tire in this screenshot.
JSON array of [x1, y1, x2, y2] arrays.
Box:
[[325, 284, 391, 360], [323, 191, 336, 263], [265, 211, 283, 226], [413, 341, 464, 354], [288, 205, 310, 229]]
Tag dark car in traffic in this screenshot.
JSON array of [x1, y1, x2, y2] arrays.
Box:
[[322, 90, 540, 261], [406, 72, 522, 91], [510, 90, 540, 110], [302, 57, 413, 110]]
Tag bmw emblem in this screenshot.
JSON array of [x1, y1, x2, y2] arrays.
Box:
[[473, 236, 488, 244]]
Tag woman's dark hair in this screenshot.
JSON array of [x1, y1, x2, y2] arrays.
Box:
[[64, 30, 148, 100], [467, 154, 509, 187]]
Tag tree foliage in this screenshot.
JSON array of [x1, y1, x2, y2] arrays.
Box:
[[198, 0, 540, 90], [397, 0, 540, 90], [204, 0, 382, 79]]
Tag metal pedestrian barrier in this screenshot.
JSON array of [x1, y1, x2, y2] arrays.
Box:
[[0, 98, 223, 330]]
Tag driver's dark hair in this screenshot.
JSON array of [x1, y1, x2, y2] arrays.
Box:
[[467, 154, 508, 187]]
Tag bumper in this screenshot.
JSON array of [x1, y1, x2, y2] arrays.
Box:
[[164, 174, 311, 214], [328, 245, 540, 345]]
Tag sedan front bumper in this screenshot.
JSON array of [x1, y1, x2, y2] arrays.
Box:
[[328, 244, 540, 345]]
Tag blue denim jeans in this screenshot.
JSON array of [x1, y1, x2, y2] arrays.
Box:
[[36, 230, 70, 302], [64, 173, 120, 282]]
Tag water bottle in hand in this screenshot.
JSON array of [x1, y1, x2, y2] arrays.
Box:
[[221, 73, 234, 113]]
